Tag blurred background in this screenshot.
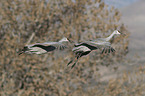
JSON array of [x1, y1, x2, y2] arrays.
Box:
[[0, 0, 144, 96]]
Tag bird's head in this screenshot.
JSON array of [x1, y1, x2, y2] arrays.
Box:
[[59, 37, 74, 43], [114, 30, 126, 36], [114, 30, 121, 35], [59, 37, 69, 42]]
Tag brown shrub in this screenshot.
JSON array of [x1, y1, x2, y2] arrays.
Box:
[[1, 0, 141, 96]]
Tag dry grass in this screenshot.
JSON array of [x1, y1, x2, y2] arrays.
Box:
[[0, 0, 144, 96]]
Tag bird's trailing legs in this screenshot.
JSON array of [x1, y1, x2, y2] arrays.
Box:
[[67, 53, 81, 69], [71, 55, 81, 69], [67, 52, 79, 66], [67, 59, 74, 66]]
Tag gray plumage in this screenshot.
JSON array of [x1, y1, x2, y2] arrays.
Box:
[[75, 30, 121, 53], [19, 37, 69, 55], [68, 30, 121, 68]]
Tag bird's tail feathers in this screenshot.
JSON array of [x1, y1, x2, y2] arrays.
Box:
[[110, 47, 115, 53], [18, 51, 24, 55], [101, 47, 115, 54]]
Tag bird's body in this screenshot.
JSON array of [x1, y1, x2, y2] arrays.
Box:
[[68, 30, 120, 68], [72, 45, 92, 58], [76, 40, 110, 49], [19, 37, 69, 55], [67, 45, 92, 68]]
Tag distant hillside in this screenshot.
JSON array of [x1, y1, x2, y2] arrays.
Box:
[[119, 0, 145, 61]]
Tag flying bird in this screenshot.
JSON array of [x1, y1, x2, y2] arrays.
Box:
[[19, 37, 70, 55], [75, 30, 121, 54], [68, 30, 121, 68]]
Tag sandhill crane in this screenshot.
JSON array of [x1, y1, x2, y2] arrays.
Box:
[[68, 42, 114, 68], [19, 37, 70, 55], [75, 30, 121, 54], [68, 30, 121, 68]]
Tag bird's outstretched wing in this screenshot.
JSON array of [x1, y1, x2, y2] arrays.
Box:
[[28, 42, 68, 53], [19, 37, 70, 55], [74, 42, 98, 50], [42, 42, 68, 51], [18, 43, 53, 55], [31, 44, 56, 52], [75, 40, 111, 49]]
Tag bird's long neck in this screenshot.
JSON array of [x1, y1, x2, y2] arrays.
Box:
[[59, 39, 67, 43], [105, 31, 115, 41]]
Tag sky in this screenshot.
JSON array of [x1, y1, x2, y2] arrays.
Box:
[[103, 0, 138, 8]]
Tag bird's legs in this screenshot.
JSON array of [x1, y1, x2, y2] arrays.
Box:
[[71, 58, 79, 69], [67, 59, 74, 66], [67, 53, 79, 66], [71, 54, 81, 69], [67, 52, 81, 69]]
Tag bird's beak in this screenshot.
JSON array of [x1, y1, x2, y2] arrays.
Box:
[[120, 32, 126, 36], [67, 38, 74, 43], [118, 30, 126, 36]]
